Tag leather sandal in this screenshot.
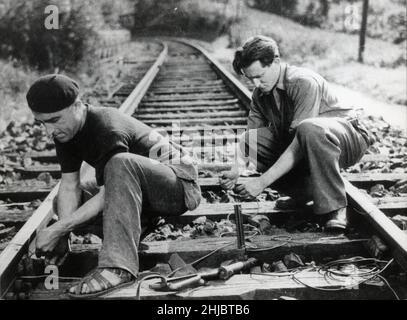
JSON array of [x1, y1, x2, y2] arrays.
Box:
[[67, 268, 135, 300]]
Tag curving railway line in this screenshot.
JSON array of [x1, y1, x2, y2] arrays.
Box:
[[0, 39, 406, 300]]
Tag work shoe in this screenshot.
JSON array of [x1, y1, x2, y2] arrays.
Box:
[[325, 207, 348, 231]]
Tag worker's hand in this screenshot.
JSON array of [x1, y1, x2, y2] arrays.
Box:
[[235, 177, 266, 199], [219, 170, 239, 190], [35, 223, 68, 262]]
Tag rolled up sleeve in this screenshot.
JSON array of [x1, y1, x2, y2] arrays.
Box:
[[289, 77, 322, 132]]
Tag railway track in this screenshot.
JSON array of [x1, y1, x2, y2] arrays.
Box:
[[0, 39, 406, 300]]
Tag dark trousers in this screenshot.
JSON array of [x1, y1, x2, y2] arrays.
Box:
[[240, 117, 368, 214], [54, 153, 188, 277]]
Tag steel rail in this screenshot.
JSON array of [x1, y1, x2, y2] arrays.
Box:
[[174, 39, 252, 111]]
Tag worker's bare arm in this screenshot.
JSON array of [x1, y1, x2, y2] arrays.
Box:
[[57, 171, 82, 220], [58, 186, 105, 234], [259, 136, 302, 188], [57, 171, 105, 231], [36, 173, 105, 255], [235, 137, 302, 198]]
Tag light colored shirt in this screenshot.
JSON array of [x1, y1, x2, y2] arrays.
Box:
[[248, 63, 355, 136]]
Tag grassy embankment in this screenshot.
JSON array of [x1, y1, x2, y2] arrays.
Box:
[[0, 61, 38, 132], [210, 7, 406, 107], [0, 59, 123, 132], [0, 42, 158, 133]]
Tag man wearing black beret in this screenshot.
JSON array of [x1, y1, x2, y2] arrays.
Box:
[[26, 74, 201, 298]]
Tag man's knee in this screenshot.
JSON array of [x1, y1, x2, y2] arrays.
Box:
[[296, 119, 323, 137], [106, 153, 130, 168], [105, 153, 143, 171], [296, 119, 332, 144], [296, 118, 343, 155], [104, 153, 147, 182]]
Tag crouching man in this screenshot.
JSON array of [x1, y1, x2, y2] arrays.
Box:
[[26, 74, 201, 298], [220, 36, 373, 231]]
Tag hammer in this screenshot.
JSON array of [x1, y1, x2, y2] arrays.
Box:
[[218, 257, 259, 280], [149, 268, 220, 291]]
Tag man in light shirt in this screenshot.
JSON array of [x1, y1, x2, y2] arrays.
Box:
[[220, 36, 372, 231]]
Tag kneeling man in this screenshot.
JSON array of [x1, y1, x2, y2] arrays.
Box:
[[220, 36, 373, 230], [26, 74, 201, 298]]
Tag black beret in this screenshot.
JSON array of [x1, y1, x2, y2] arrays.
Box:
[[26, 74, 79, 113]]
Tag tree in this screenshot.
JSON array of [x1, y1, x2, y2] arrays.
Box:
[[0, 0, 103, 71]]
